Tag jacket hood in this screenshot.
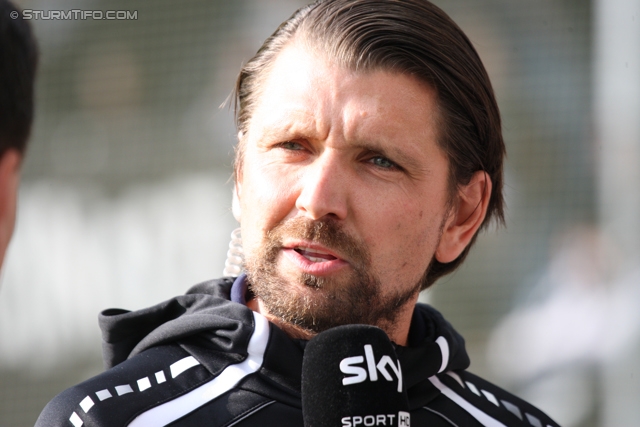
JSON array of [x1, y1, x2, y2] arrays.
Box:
[[99, 278, 249, 371], [99, 277, 470, 408]]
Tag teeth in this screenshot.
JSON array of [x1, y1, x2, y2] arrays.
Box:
[[297, 246, 332, 256], [293, 246, 337, 263]]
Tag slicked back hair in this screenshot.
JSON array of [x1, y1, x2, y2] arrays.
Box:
[[0, 0, 38, 156], [234, 0, 505, 289]]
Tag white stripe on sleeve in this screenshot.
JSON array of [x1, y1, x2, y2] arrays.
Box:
[[428, 375, 508, 427], [128, 312, 270, 427]]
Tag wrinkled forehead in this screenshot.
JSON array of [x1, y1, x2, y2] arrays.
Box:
[[239, 43, 447, 194], [244, 36, 439, 136]]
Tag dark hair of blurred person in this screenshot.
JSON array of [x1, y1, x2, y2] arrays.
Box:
[[0, 0, 38, 268]]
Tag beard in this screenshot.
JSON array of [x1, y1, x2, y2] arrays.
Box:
[[244, 217, 424, 335]]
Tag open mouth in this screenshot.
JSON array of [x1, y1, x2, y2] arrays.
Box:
[[294, 247, 338, 263]]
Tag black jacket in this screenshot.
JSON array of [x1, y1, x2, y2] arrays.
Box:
[[36, 277, 559, 426]]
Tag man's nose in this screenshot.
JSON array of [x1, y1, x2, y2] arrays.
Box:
[[295, 153, 349, 221]]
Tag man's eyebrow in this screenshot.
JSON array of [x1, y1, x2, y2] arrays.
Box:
[[257, 127, 285, 141], [252, 127, 299, 145], [254, 116, 316, 142]]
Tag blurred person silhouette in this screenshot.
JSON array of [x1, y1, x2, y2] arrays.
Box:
[[36, 1, 559, 426], [487, 225, 640, 426], [0, 0, 37, 270]]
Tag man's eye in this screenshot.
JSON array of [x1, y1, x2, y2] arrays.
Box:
[[278, 141, 304, 151], [369, 156, 399, 170]]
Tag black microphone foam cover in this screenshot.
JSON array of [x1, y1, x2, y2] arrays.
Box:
[[302, 324, 410, 427]]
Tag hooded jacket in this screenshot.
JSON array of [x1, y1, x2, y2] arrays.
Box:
[[36, 276, 559, 427]]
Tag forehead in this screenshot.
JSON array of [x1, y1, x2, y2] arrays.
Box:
[[246, 42, 441, 149]]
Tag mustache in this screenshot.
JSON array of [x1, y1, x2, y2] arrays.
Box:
[[245, 215, 419, 334], [264, 217, 370, 270]]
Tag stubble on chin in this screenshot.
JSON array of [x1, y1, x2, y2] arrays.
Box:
[[244, 217, 422, 336]]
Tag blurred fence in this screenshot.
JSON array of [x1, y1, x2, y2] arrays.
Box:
[[1, 1, 638, 426]]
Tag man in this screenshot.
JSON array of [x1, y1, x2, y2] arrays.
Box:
[[0, 0, 37, 270], [37, 1, 559, 426]]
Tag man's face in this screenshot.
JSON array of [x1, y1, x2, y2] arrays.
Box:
[[236, 42, 455, 337]]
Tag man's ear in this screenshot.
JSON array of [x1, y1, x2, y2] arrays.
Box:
[[435, 171, 491, 263], [0, 149, 22, 268]]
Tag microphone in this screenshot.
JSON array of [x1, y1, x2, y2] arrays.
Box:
[[301, 325, 411, 427]]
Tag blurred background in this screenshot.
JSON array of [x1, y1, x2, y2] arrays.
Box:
[[1, 0, 638, 426]]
